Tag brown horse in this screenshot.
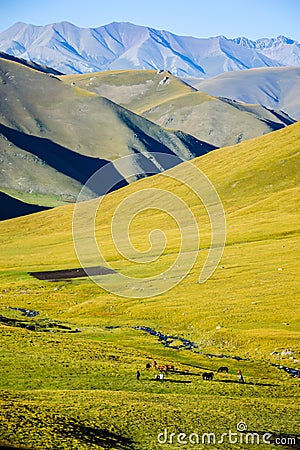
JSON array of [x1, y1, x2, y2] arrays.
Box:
[[158, 365, 168, 374], [202, 372, 214, 381], [217, 366, 229, 373]]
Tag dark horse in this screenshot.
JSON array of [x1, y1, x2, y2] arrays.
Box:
[[202, 372, 214, 381], [217, 366, 229, 373]]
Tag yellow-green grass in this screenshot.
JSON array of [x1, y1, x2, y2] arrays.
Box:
[[0, 188, 75, 208], [0, 324, 299, 449], [0, 123, 299, 345], [0, 123, 299, 448]]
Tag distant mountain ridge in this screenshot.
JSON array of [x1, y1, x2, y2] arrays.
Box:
[[0, 21, 299, 77], [192, 66, 300, 120], [0, 50, 63, 75]]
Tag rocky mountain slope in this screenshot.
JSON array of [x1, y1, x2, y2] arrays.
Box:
[[0, 57, 213, 208], [62, 69, 295, 147]]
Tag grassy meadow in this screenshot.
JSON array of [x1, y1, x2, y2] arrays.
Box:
[[0, 123, 299, 448]]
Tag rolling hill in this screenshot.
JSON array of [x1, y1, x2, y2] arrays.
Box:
[[1, 121, 299, 307], [62, 69, 295, 147], [0, 122, 299, 357], [62, 69, 196, 114], [0, 121, 299, 449], [0, 21, 299, 77], [192, 66, 300, 120], [1, 19, 299, 450], [0, 58, 213, 208]]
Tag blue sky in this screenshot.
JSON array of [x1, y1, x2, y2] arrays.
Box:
[[1, 0, 299, 40]]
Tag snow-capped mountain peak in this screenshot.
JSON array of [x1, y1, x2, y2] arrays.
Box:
[[0, 21, 299, 76]]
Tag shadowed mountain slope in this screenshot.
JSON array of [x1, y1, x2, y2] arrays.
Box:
[[0, 50, 63, 75], [0, 58, 214, 208], [0, 192, 50, 221]]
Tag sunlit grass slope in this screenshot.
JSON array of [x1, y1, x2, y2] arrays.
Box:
[[61, 69, 196, 114], [0, 123, 299, 449], [1, 122, 299, 343]]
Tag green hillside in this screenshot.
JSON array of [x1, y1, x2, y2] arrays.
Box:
[[0, 123, 299, 448], [61, 69, 295, 147]]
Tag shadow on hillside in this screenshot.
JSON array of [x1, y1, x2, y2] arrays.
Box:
[[150, 379, 192, 384], [266, 108, 296, 126], [58, 418, 134, 449], [0, 124, 127, 196], [0, 192, 50, 221], [0, 446, 31, 450], [172, 370, 202, 376], [215, 379, 278, 387], [118, 108, 217, 159]]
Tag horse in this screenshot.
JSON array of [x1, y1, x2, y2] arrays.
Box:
[[158, 365, 168, 374], [202, 372, 214, 381], [217, 366, 229, 373]]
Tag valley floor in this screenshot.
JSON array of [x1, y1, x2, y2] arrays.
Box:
[[0, 123, 299, 449], [0, 291, 299, 449]]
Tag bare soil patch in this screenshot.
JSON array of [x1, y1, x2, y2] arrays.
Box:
[[29, 266, 115, 281]]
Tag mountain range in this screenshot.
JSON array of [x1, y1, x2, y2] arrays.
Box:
[[0, 54, 295, 218], [0, 21, 299, 218], [62, 69, 295, 147], [0, 56, 214, 213], [0, 21, 299, 77]]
